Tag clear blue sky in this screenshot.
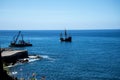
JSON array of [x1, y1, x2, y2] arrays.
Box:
[[0, 0, 120, 30]]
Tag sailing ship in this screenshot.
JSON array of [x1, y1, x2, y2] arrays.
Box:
[[60, 29, 72, 42], [9, 31, 32, 47]]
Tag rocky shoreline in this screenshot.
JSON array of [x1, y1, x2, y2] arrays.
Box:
[[2, 49, 28, 65], [0, 48, 43, 80], [0, 48, 16, 80], [1, 48, 42, 66]]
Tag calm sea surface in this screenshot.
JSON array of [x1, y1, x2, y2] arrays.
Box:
[[0, 30, 120, 80]]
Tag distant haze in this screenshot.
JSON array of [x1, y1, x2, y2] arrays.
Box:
[[0, 0, 120, 30]]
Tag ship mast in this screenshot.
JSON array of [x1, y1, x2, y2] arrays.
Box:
[[65, 29, 67, 38]]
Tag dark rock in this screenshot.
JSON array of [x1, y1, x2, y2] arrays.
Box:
[[2, 50, 28, 64]]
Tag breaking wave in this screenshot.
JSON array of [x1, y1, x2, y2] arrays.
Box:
[[7, 55, 55, 68], [40, 55, 55, 61]]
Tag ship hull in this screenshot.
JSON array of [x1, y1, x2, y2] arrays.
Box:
[[9, 43, 32, 47], [60, 37, 72, 42]]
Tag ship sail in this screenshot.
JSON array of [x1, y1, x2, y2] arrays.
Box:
[[60, 29, 72, 42]]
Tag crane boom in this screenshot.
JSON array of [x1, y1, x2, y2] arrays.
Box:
[[14, 31, 21, 44]]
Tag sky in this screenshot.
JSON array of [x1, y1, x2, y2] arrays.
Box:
[[0, 0, 120, 30]]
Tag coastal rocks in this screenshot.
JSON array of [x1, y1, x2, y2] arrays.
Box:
[[18, 58, 29, 63], [0, 48, 15, 80], [17, 55, 42, 64], [2, 50, 28, 65], [1, 48, 42, 67], [0, 48, 42, 80]]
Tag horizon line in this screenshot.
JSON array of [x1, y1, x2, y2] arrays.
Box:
[[0, 28, 120, 31]]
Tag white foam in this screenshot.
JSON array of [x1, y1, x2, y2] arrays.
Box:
[[7, 65, 13, 68], [29, 56, 36, 58], [28, 58, 39, 62], [28, 55, 41, 62], [7, 63, 19, 68], [7, 55, 55, 68], [41, 55, 49, 59], [41, 55, 55, 61], [12, 71, 18, 75]]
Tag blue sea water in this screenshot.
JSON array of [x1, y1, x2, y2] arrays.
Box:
[[0, 30, 120, 80]]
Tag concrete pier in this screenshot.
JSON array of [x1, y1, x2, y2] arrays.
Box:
[[1, 50, 28, 63]]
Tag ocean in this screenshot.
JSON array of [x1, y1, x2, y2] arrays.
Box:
[[0, 30, 120, 80]]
